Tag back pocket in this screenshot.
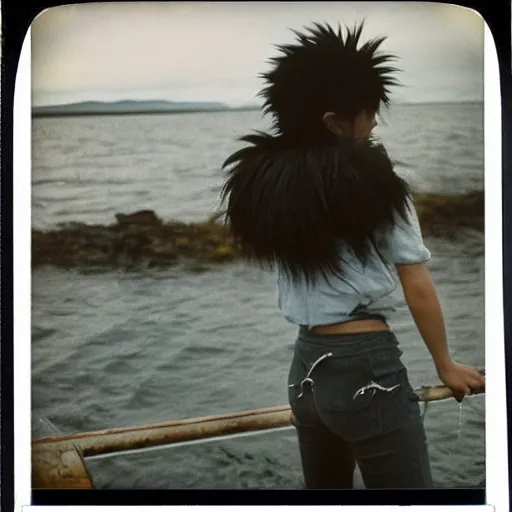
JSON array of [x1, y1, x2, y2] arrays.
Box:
[[311, 353, 383, 442], [367, 346, 420, 435]]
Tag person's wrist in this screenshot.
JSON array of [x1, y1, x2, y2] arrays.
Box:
[[434, 356, 454, 376]]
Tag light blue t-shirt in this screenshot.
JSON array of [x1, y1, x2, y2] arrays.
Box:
[[277, 198, 431, 329]]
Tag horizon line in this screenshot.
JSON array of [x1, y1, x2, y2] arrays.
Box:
[[32, 98, 484, 109]]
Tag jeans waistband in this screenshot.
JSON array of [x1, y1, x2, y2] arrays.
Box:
[[296, 326, 398, 357]]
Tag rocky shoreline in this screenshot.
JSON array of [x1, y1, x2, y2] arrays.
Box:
[[32, 191, 483, 272]]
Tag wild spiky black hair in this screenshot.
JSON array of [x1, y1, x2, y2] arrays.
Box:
[[220, 22, 410, 285], [259, 21, 400, 142]]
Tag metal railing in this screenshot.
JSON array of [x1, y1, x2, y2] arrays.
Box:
[[32, 378, 485, 489]]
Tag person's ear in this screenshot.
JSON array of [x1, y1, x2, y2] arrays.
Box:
[[322, 112, 340, 135]]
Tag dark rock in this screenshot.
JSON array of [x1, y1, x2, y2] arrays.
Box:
[[31, 193, 483, 273], [147, 244, 179, 260], [115, 210, 162, 227], [415, 191, 484, 238], [147, 258, 176, 269]]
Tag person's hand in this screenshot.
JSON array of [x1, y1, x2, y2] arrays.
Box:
[[437, 361, 485, 402]]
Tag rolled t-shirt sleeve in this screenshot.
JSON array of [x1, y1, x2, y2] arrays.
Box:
[[378, 198, 431, 265]]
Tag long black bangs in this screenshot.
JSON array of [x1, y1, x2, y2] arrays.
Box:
[[220, 133, 411, 285]]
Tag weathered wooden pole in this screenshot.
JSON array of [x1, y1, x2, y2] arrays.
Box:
[[33, 404, 293, 457], [31, 443, 94, 489], [32, 378, 484, 489], [32, 405, 292, 488]]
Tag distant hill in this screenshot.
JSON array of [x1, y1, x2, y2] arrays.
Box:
[[32, 100, 259, 117]]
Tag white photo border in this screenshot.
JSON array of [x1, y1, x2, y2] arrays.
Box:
[[14, 6, 507, 512]]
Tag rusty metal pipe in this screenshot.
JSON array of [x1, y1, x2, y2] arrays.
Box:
[[32, 380, 484, 489], [33, 378, 484, 458], [33, 405, 293, 457], [32, 405, 293, 488]]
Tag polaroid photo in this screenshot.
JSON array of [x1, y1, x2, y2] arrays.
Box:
[[13, 2, 506, 511]]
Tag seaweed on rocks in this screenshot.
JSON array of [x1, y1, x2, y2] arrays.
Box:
[[32, 191, 483, 272], [414, 191, 484, 240], [32, 210, 239, 272]]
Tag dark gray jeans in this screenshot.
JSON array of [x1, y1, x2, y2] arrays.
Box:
[[287, 327, 434, 489]]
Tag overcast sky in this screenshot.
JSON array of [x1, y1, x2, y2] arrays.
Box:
[[31, 2, 484, 107]]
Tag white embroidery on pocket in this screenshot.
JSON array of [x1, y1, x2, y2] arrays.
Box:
[[289, 352, 333, 399], [353, 380, 400, 400]]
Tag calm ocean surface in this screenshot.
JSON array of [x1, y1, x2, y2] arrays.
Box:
[[32, 103, 485, 489]]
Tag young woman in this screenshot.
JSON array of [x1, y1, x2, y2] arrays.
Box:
[[220, 22, 484, 489]]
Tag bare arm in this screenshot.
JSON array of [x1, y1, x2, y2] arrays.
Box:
[[396, 262, 484, 398], [396, 262, 452, 373], [378, 197, 483, 398]]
